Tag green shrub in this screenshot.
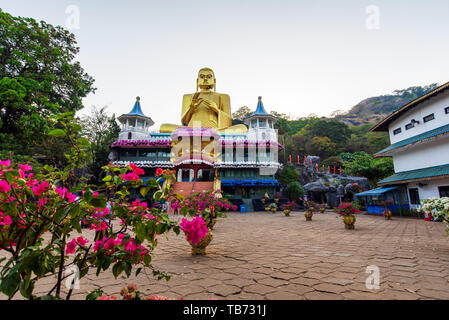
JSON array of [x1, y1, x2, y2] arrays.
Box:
[[285, 182, 305, 201]]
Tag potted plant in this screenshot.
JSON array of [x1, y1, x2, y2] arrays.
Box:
[[180, 217, 212, 255], [264, 205, 270, 212], [303, 201, 316, 221], [261, 192, 269, 204], [335, 202, 360, 229], [383, 209, 392, 220], [304, 207, 314, 221], [280, 201, 297, 216], [319, 203, 327, 213], [269, 203, 277, 213], [274, 192, 281, 203]]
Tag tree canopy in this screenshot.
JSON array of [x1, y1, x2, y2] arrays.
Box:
[[0, 9, 95, 156], [80, 106, 121, 181]]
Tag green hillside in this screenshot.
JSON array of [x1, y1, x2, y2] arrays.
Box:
[[333, 83, 440, 126]]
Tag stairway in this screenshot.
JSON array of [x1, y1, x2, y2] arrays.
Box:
[[191, 181, 214, 194]]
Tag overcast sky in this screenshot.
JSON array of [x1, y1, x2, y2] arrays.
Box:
[[2, 0, 449, 130]]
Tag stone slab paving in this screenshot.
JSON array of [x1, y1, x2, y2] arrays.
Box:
[[2, 211, 449, 300]]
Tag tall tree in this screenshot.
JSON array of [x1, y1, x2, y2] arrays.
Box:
[[0, 9, 95, 156], [232, 106, 252, 121], [342, 152, 394, 187], [80, 106, 120, 181]]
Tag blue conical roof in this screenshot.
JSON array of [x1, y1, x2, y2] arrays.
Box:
[[244, 96, 277, 123], [118, 97, 154, 125], [251, 96, 270, 116]]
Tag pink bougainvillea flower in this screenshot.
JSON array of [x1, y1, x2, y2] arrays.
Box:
[[0, 214, 12, 227], [32, 181, 50, 196], [66, 192, 77, 203], [76, 236, 89, 246], [55, 186, 68, 198], [0, 180, 11, 193], [180, 217, 208, 245], [37, 197, 47, 210], [120, 172, 139, 182], [92, 192, 99, 197], [19, 164, 32, 172], [0, 159, 11, 167], [156, 168, 163, 176], [66, 239, 77, 254]]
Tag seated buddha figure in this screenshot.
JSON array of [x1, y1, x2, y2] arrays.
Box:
[[159, 68, 248, 133]]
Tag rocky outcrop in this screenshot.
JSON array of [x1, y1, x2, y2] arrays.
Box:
[[294, 156, 370, 208]]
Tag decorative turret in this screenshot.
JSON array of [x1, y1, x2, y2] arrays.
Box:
[[244, 96, 278, 141], [117, 97, 154, 140]]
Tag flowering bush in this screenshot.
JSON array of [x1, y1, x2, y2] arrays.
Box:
[[172, 191, 235, 246], [274, 192, 281, 199], [174, 190, 235, 221], [280, 201, 297, 211], [0, 118, 180, 300], [418, 198, 449, 232], [180, 216, 209, 245], [304, 201, 317, 212], [351, 183, 365, 193], [334, 202, 361, 216]]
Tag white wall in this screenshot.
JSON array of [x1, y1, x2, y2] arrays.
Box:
[[388, 91, 449, 144], [392, 134, 449, 172], [406, 177, 449, 208]]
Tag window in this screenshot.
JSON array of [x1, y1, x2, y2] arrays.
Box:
[[393, 128, 402, 135], [423, 113, 434, 123], [197, 169, 214, 182], [259, 119, 266, 128], [409, 188, 420, 205], [251, 120, 257, 128], [405, 123, 414, 130], [445, 106, 449, 114], [178, 169, 194, 182], [439, 186, 449, 198]]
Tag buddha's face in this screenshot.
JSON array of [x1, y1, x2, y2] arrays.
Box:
[[197, 69, 215, 90]]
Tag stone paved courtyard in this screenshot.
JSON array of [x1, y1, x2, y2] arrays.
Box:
[[3, 211, 449, 300]]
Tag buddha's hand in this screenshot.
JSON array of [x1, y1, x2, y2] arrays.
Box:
[[191, 98, 203, 109], [202, 99, 219, 113]]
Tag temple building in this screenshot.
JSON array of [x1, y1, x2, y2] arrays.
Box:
[[365, 81, 449, 211], [110, 68, 283, 211]]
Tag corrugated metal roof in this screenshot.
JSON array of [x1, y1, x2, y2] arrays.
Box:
[[378, 163, 449, 185], [375, 123, 449, 157], [354, 187, 398, 197]]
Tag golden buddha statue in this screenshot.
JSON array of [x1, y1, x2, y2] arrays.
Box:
[[160, 68, 248, 133]]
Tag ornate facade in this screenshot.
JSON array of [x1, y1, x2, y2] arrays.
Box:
[[110, 69, 283, 210]]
